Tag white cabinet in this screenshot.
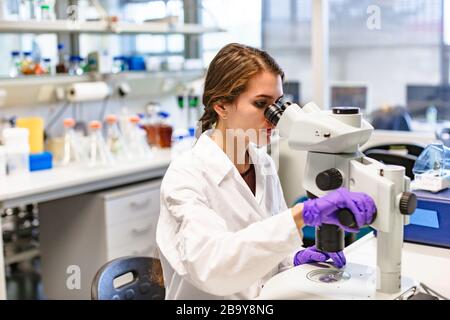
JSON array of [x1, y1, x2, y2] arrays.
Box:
[[39, 179, 162, 300]]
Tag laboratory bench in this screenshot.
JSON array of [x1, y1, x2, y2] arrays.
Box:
[[0, 149, 172, 299]]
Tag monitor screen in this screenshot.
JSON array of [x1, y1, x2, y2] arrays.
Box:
[[406, 85, 450, 120], [331, 86, 367, 111]]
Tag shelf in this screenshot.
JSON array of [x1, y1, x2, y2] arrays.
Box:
[[0, 19, 225, 35], [0, 69, 206, 108]]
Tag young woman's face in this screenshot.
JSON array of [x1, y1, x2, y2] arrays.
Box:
[[223, 71, 283, 146]]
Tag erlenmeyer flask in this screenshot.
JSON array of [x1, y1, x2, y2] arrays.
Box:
[[88, 120, 115, 167]]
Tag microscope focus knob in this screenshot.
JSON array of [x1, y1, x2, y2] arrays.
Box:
[[399, 192, 417, 215], [316, 169, 343, 191]]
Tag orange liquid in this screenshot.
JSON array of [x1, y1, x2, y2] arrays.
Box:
[[143, 124, 172, 148], [143, 124, 158, 146], [158, 125, 173, 148]]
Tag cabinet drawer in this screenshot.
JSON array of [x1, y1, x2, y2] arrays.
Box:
[[106, 214, 156, 250], [105, 188, 160, 227], [107, 235, 158, 260]]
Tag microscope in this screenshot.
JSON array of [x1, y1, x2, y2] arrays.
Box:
[[264, 101, 418, 299]]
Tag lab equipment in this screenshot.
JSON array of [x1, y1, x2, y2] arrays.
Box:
[[411, 143, 450, 193], [112, 56, 124, 74], [9, 51, 21, 77], [426, 105, 438, 126], [264, 101, 417, 298], [21, 51, 34, 75], [16, 117, 44, 154], [124, 116, 152, 160], [105, 114, 131, 162], [29, 152, 53, 171], [2, 127, 30, 177], [56, 44, 68, 74], [68, 56, 84, 76], [61, 118, 85, 166], [302, 187, 376, 233], [39, 2, 55, 21], [143, 111, 173, 149], [18, 0, 33, 20], [86, 51, 112, 74], [126, 55, 146, 71], [88, 120, 114, 167], [404, 188, 450, 248], [42, 58, 52, 74], [157, 112, 173, 148], [188, 93, 200, 132], [293, 245, 346, 269], [143, 102, 161, 148]]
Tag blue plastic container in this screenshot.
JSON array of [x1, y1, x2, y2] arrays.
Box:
[[29, 152, 53, 172]]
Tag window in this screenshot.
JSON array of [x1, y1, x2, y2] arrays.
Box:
[[202, 0, 262, 65]]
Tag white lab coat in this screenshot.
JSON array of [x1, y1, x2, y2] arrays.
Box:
[[156, 131, 303, 299]]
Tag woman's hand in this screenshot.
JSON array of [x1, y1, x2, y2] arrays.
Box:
[[302, 188, 376, 233], [293, 245, 346, 269]]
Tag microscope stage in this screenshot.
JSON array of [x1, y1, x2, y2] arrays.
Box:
[[259, 262, 417, 300]]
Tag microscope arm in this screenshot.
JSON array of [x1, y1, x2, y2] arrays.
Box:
[[349, 156, 416, 294]]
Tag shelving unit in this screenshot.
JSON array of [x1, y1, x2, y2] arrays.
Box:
[[0, 19, 224, 35], [0, 69, 206, 108], [0, 15, 223, 107]]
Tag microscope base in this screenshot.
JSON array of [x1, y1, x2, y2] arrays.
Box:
[[259, 262, 417, 300]]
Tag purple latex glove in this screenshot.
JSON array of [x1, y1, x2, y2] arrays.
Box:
[[302, 187, 376, 233], [293, 245, 346, 269]]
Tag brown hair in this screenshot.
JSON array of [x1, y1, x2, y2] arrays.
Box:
[[199, 43, 284, 134]]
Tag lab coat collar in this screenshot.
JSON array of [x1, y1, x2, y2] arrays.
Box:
[[193, 131, 268, 205], [192, 131, 235, 185]]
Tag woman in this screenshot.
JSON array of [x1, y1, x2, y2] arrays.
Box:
[[156, 43, 376, 300]]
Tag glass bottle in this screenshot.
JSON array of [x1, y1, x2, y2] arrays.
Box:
[[40, 3, 54, 20], [21, 51, 34, 75], [157, 111, 173, 148], [56, 43, 68, 74], [112, 56, 123, 74], [142, 102, 161, 149], [61, 118, 86, 166], [125, 116, 152, 160], [68, 56, 84, 76], [9, 51, 21, 78], [42, 58, 52, 74]]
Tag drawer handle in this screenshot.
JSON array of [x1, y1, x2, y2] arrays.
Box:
[[132, 245, 154, 256], [129, 199, 151, 209], [132, 224, 153, 235]]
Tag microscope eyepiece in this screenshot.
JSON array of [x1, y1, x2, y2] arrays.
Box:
[[264, 100, 293, 126], [264, 103, 284, 126]]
